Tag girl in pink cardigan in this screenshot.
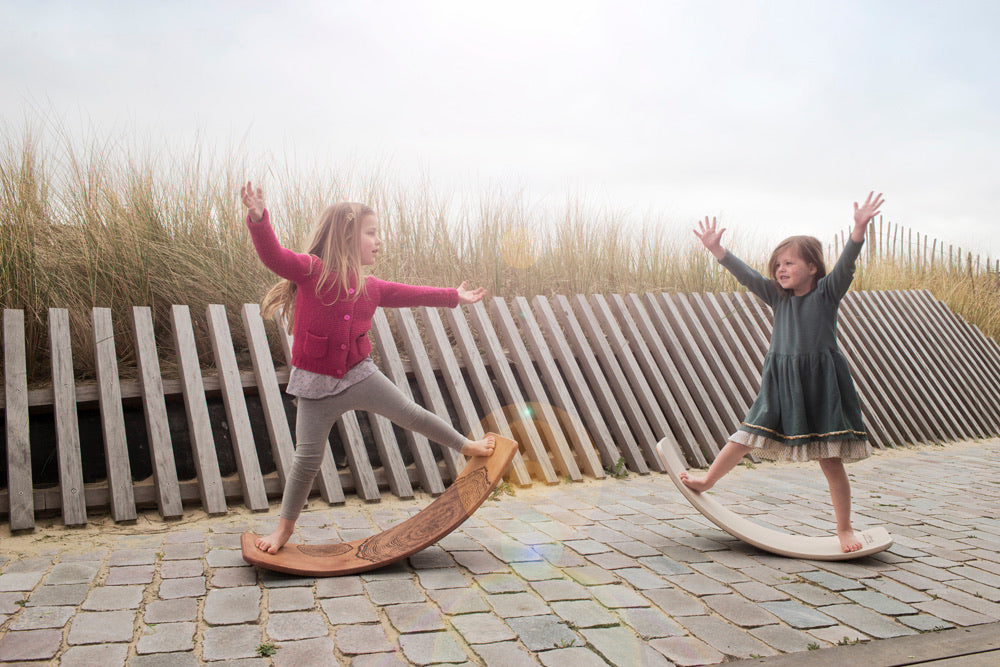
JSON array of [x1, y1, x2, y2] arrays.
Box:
[[241, 182, 495, 554]]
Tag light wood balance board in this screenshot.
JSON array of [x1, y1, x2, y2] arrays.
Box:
[[656, 439, 892, 561], [242, 434, 518, 576]]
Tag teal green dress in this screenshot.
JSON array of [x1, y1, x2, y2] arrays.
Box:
[[719, 238, 871, 462]]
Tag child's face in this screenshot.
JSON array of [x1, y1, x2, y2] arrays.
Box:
[[358, 215, 381, 266], [774, 249, 817, 296]]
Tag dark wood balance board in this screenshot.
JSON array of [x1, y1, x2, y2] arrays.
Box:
[[241, 434, 517, 576]]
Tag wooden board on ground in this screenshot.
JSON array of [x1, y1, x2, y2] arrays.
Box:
[[241, 434, 518, 577], [655, 439, 893, 561]]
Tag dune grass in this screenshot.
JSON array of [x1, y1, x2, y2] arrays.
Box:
[[2, 125, 997, 388]]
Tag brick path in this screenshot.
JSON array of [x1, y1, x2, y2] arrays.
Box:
[[1, 439, 998, 665]]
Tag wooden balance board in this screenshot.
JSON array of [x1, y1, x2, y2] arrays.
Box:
[[656, 439, 893, 561], [241, 434, 518, 576]]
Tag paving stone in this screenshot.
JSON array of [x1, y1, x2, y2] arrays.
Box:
[[384, 602, 447, 633], [807, 623, 870, 645], [586, 551, 640, 570], [158, 576, 206, 599], [0, 628, 63, 661], [162, 543, 206, 560], [550, 599, 618, 628], [416, 567, 468, 590], [614, 567, 671, 590], [44, 562, 100, 585], [108, 549, 157, 566], [398, 630, 467, 665], [861, 576, 933, 603], [364, 578, 425, 604], [759, 601, 837, 629], [261, 570, 315, 588], [161, 559, 204, 579], [777, 582, 846, 606], [677, 614, 778, 659], [616, 605, 686, 639], [561, 565, 618, 586], [8, 604, 74, 629], [731, 581, 789, 602], [315, 575, 363, 598], [270, 636, 341, 666], [136, 620, 197, 654], [538, 645, 615, 666], [206, 548, 248, 568], [0, 571, 43, 591], [106, 565, 156, 586], [750, 623, 824, 652], [932, 587, 1000, 618], [476, 572, 528, 593], [638, 555, 695, 576], [691, 561, 750, 583], [202, 624, 262, 661], [510, 559, 562, 581], [799, 570, 867, 591], [0, 592, 22, 613], [671, 573, 731, 596], [703, 593, 780, 627], [486, 591, 551, 617], [589, 583, 651, 609], [267, 611, 330, 640], [914, 598, 997, 626], [650, 634, 726, 666], [644, 587, 708, 616], [320, 594, 379, 624], [268, 586, 315, 612], [26, 583, 90, 606], [451, 549, 509, 574], [472, 640, 542, 666], [82, 584, 144, 610], [427, 587, 491, 615], [450, 612, 516, 643], [529, 578, 590, 602], [204, 586, 261, 625], [581, 625, 675, 665], [506, 613, 579, 651], [67, 610, 137, 644], [60, 643, 130, 666], [341, 648, 408, 667], [144, 597, 199, 623], [897, 613, 955, 632], [818, 603, 918, 638], [841, 589, 919, 615]]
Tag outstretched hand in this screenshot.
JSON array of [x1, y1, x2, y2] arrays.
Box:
[[694, 216, 727, 260], [241, 181, 266, 223], [853, 191, 884, 227], [456, 281, 486, 304]]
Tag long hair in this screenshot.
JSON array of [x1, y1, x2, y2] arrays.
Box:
[[261, 202, 375, 332], [768, 235, 826, 295]]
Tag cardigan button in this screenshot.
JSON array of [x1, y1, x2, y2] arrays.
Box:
[[348, 288, 355, 295], [343, 315, 350, 320], [340, 344, 347, 350]]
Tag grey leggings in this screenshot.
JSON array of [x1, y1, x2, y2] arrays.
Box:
[[280, 370, 468, 520]]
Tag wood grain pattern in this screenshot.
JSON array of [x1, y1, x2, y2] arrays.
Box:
[[4, 310, 34, 530]]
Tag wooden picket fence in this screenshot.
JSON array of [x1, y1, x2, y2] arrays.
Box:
[[3, 289, 1000, 530]]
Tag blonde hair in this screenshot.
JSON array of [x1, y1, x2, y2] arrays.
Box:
[[768, 235, 826, 295], [261, 202, 375, 331]]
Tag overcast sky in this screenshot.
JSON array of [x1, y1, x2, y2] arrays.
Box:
[[3, 0, 998, 257]]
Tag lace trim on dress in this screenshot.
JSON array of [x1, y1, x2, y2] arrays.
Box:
[[730, 429, 872, 463]]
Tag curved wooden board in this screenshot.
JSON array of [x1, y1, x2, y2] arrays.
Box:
[[241, 435, 518, 576], [656, 439, 893, 561]]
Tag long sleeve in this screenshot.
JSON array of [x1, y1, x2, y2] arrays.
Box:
[[369, 278, 460, 309], [246, 210, 315, 283], [819, 237, 864, 301], [719, 251, 782, 307]]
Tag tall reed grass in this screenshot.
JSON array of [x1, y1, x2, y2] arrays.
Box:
[[2, 125, 997, 388]]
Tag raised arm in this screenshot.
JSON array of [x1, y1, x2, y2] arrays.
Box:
[[851, 191, 884, 243], [693, 216, 727, 260], [241, 181, 266, 224]]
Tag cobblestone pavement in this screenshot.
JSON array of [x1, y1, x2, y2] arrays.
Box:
[[1, 439, 998, 666]]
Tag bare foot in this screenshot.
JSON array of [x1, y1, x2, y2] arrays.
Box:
[[462, 434, 496, 457], [255, 522, 294, 555], [838, 529, 863, 553], [679, 471, 714, 493]]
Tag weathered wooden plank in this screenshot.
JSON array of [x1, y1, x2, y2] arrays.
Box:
[[924, 292, 1000, 409], [619, 294, 719, 463], [466, 301, 558, 483], [640, 293, 732, 448], [91, 308, 137, 522], [48, 309, 88, 526], [130, 307, 184, 518], [370, 309, 444, 495], [604, 294, 705, 467], [396, 308, 465, 481], [720, 292, 771, 360], [528, 296, 618, 471], [335, 411, 380, 502], [584, 294, 668, 472], [839, 296, 938, 443], [868, 291, 981, 438], [205, 304, 268, 511], [683, 293, 758, 406], [489, 297, 585, 480], [901, 291, 1000, 430], [170, 306, 227, 514], [273, 322, 345, 504], [444, 306, 532, 485], [551, 295, 648, 474], [3, 310, 34, 530], [706, 293, 765, 375], [363, 409, 414, 500]]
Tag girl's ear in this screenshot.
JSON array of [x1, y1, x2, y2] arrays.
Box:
[[808, 263, 819, 276]]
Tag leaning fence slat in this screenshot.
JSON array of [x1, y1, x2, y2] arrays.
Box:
[[48, 309, 88, 525], [365, 408, 414, 500], [490, 297, 585, 481], [467, 301, 558, 483], [529, 296, 619, 470], [371, 309, 444, 495], [445, 306, 533, 486], [605, 294, 705, 467], [551, 295, 648, 474], [721, 292, 771, 360], [4, 310, 34, 530], [169, 306, 227, 515], [585, 294, 670, 472], [205, 305, 268, 511], [91, 308, 137, 522], [682, 293, 757, 406], [131, 307, 184, 518], [273, 323, 344, 504], [335, 411, 380, 501], [705, 293, 765, 377], [396, 308, 465, 481]]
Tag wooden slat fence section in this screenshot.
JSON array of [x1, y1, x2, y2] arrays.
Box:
[[3, 290, 1000, 527]]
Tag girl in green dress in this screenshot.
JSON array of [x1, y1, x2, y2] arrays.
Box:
[[681, 192, 884, 553]]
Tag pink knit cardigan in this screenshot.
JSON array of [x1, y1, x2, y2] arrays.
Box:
[[247, 210, 459, 378]]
